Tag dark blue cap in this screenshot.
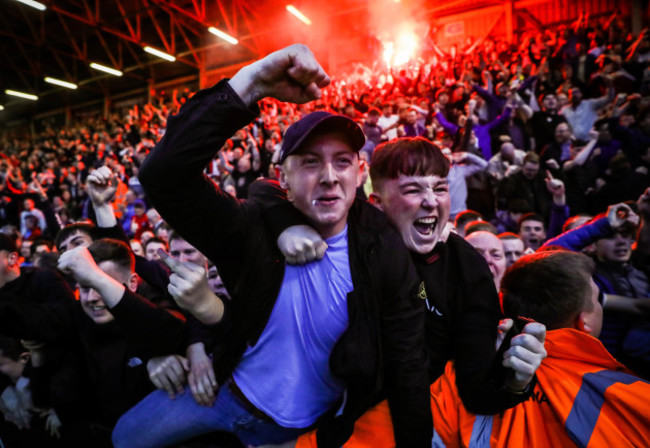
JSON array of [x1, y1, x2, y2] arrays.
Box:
[[279, 111, 365, 164]]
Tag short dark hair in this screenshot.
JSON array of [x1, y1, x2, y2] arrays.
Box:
[[30, 237, 54, 257], [454, 210, 483, 232], [562, 214, 593, 232], [0, 336, 25, 361], [367, 108, 381, 117], [507, 198, 533, 214], [501, 250, 595, 329], [518, 212, 545, 230], [168, 230, 185, 246], [498, 232, 521, 241], [435, 89, 449, 100], [465, 220, 498, 236], [88, 238, 135, 274], [144, 237, 167, 251], [55, 223, 94, 251], [370, 138, 450, 190], [0, 233, 17, 253], [155, 222, 172, 237], [523, 152, 540, 165]]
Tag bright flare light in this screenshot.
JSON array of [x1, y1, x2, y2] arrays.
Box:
[[14, 0, 46, 11], [45, 77, 78, 90], [384, 30, 418, 67], [208, 27, 238, 45], [383, 42, 395, 67], [5, 89, 38, 101], [144, 46, 176, 62], [286, 5, 312, 25], [0, 105, 4, 110], [90, 63, 123, 77]]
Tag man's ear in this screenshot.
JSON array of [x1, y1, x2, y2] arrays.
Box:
[[127, 273, 139, 293], [369, 192, 384, 211], [357, 159, 366, 188], [8, 252, 19, 267], [575, 311, 593, 334], [277, 165, 289, 190], [19, 352, 30, 365]]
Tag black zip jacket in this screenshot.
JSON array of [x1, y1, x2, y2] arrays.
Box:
[[0, 289, 185, 426], [138, 80, 432, 447]]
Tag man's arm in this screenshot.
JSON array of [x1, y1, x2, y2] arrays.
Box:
[[542, 203, 638, 251], [632, 188, 650, 273], [57, 246, 127, 309], [454, 152, 488, 178], [589, 82, 615, 110], [138, 45, 328, 274], [0, 299, 77, 342], [57, 247, 186, 355], [545, 173, 570, 239], [374, 232, 432, 446], [452, 252, 535, 414], [433, 110, 459, 136], [563, 132, 598, 171]]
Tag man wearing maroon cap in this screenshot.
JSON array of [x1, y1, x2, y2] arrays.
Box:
[[113, 45, 430, 448]]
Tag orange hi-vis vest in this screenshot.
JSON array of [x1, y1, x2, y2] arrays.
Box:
[[297, 329, 650, 448], [435, 328, 650, 448]]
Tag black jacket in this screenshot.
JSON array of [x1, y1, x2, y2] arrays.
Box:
[[138, 80, 431, 447], [252, 183, 534, 415], [416, 234, 534, 413], [0, 289, 185, 426]]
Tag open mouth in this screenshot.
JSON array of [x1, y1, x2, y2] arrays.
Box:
[[315, 196, 339, 206], [414, 217, 438, 235], [90, 305, 107, 313]]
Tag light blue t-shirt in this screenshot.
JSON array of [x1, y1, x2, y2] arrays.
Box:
[[232, 226, 352, 428]]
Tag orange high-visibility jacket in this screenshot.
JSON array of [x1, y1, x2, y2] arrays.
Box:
[[297, 329, 650, 448]]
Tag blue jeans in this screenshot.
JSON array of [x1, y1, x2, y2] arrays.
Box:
[[112, 381, 307, 448]]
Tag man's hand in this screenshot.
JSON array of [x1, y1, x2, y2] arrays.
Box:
[[229, 44, 330, 106], [87, 166, 118, 205], [40, 409, 62, 439], [451, 152, 468, 164], [57, 246, 103, 288], [637, 187, 650, 221], [545, 159, 560, 171], [498, 320, 547, 392], [28, 175, 48, 202], [147, 355, 188, 400], [604, 294, 650, 317], [606, 202, 640, 230], [277, 225, 328, 265], [159, 250, 224, 324], [186, 342, 218, 407], [545, 170, 565, 206], [0, 387, 31, 429]]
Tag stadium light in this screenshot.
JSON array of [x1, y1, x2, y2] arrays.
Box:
[[45, 77, 78, 90], [286, 5, 311, 25], [144, 46, 176, 62], [208, 27, 238, 45], [90, 63, 124, 77], [5, 89, 38, 101], [0, 105, 4, 110], [14, 0, 46, 11]]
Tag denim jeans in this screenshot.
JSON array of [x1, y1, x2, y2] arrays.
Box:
[[111, 380, 307, 448]]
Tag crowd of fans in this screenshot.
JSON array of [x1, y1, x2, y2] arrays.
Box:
[[0, 11, 649, 447]]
